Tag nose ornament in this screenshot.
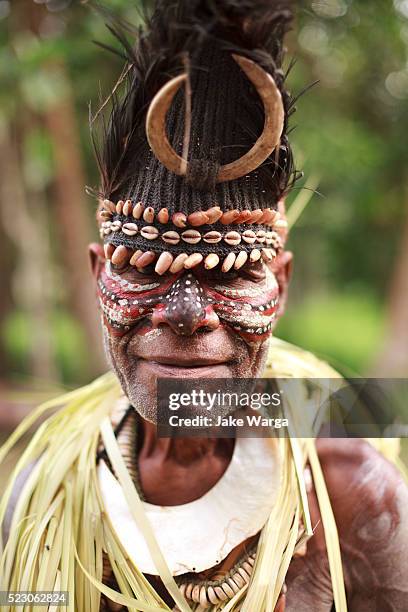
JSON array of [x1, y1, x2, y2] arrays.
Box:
[[152, 273, 219, 335]]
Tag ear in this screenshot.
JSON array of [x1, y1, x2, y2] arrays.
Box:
[[270, 250, 293, 318], [88, 243, 105, 280]]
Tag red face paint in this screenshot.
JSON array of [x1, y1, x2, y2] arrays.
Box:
[[97, 262, 170, 335], [204, 267, 279, 341], [98, 262, 279, 340]]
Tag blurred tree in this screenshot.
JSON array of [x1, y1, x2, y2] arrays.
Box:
[[280, 0, 408, 374], [0, 110, 56, 382], [44, 63, 106, 372], [375, 189, 408, 375], [0, 0, 407, 385]]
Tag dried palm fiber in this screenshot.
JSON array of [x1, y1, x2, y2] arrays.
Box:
[[1, 339, 405, 611], [2, 338, 389, 611]]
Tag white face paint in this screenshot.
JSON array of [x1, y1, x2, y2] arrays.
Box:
[[211, 266, 280, 338], [105, 261, 160, 293]]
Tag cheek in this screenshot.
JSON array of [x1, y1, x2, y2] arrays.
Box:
[[97, 266, 169, 336], [100, 317, 126, 367], [206, 272, 280, 341], [226, 336, 271, 379]]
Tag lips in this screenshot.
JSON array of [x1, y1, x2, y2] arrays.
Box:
[[130, 326, 239, 364], [130, 329, 239, 379], [140, 356, 230, 367], [137, 359, 234, 379]]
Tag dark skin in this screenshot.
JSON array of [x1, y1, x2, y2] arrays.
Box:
[[286, 438, 408, 611], [137, 420, 235, 505], [91, 241, 291, 503], [89, 241, 408, 610], [91, 241, 290, 608], [4, 243, 407, 611]]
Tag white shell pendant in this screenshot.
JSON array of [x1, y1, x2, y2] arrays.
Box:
[[98, 436, 281, 576]]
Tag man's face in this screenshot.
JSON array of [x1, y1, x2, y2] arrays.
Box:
[[90, 245, 292, 423]]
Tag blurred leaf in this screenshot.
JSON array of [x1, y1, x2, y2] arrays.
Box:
[[1, 1, 408, 382], [23, 127, 54, 190], [20, 66, 69, 111], [277, 291, 385, 375]]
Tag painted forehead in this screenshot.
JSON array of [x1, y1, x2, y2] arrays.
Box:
[[98, 260, 279, 339]]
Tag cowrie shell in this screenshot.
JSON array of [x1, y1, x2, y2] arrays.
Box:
[[242, 229, 256, 244], [181, 229, 201, 244], [162, 230, 180, 245], [203, 230, 222, 244], [140, 226, 159, 240], [224, 231, 241, 246], [122, 221, 138, 236], [256, 230, 266, 244]]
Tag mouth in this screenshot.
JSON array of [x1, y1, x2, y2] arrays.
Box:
[[137, 358, 234, 379], [142, 355, 230, 366]]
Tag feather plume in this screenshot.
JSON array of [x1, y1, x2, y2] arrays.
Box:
[[89, 0, 298, 203]]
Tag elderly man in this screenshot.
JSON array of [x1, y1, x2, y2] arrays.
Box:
[[1, 1, 407, 611]]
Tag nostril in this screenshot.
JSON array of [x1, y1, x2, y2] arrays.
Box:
[[199, 308, 220, 331], [196, 325, 213, 334], [151, 307, 168, 329]]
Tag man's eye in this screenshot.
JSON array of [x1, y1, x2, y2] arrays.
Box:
[[240, 261, 266, 281], [198, 260, 266, 285], [110, 263, 130, 273], [203, 269, 238, 282], [130, 263, 157, 277], [109, 262, 157, 281]]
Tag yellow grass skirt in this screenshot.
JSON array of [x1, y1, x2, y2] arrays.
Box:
[[0, 339, 401, 611]]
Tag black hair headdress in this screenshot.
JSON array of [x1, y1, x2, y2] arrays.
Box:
[[94, 0, 299, 274]]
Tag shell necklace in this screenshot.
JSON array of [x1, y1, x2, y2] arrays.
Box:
[[98, 408, 281, 577]]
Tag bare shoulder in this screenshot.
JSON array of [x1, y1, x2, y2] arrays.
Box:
[[316, 438, 408, 534], [317, 438, 408, 609]]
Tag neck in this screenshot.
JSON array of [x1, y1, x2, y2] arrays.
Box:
[[139, 417, 228, 463], [136, 414, 235, 505]]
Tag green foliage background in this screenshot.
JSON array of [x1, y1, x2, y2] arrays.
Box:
[[0, 0, 408, 383]]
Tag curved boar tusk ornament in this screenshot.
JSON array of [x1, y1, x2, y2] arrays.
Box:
[[146, 54, 285, 183]]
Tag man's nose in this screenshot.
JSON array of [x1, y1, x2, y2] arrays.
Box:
[[151, 273, 220, 336]]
